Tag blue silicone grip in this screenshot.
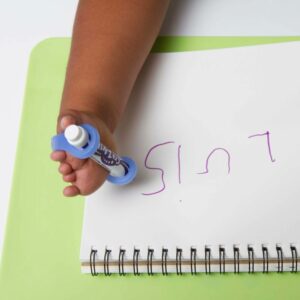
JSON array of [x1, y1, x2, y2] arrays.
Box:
[[51, 124, 137, 185], [51, 124, 99, 159], [107, 156, 137, 185]]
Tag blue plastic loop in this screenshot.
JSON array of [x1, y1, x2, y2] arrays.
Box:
[[51, 124, 100, 159], [52, 124, 137, 185], [107, 156, 137, 185]]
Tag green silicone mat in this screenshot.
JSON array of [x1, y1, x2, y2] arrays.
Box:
[[1, 37, 300, 300]]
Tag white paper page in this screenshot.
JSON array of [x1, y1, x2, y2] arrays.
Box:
[[81, 42, 300, 267]]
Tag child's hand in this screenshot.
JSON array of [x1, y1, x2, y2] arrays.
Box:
[[50, 0, 169, 197], [50, 111, 116, 197]]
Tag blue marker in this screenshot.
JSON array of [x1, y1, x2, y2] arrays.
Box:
[[51, 124, 137, 185]]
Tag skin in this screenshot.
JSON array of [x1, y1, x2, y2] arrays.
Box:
[[50, 0, 170, 197]]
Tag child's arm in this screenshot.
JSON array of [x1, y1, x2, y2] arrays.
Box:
[[51, 0, 170, 197]]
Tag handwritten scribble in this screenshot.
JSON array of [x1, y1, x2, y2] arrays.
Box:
[[248, 131, 276, 162], [198, 147, 231, 175], [142, 141, 175, 196], [178, 145, 182, 184]]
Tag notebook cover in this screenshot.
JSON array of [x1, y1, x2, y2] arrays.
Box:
[[1, 37, 300, 300]]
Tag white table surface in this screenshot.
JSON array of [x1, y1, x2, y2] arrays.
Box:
[[1, 0, 300, 258]]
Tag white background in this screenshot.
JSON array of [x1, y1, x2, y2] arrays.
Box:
[[1, 0, 300, 258]]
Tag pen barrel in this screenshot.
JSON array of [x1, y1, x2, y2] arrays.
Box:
[[91, 143, 126, 177]]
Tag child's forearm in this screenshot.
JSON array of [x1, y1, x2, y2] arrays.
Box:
[[59, 0, 170, 132]]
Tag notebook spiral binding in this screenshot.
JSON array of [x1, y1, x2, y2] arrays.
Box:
[[89, 245, 298, 276]]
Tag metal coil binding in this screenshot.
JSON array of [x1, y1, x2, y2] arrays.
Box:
[[248, 246, 254, 273], [262, 246, 269, 273], [133, 248, 140, 276], [90, 249, 98, 276], [276, 246, 283, 273], [118, 249, 126, 276], [104, 249, 111, 276], [219, 247, 225, 274], [162, 248, 168, 275], [176, 248, 183, 275], [233, 246, 240, 274], [205, 246, 211, 274], [147, 248, 154, 275], [88, 244, 299, 275], [190, 248, 197, 275], [291, 245, 298, 273]]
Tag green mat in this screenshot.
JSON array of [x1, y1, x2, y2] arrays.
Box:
[[1, 37, 300, 300]]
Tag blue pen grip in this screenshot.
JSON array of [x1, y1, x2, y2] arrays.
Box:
[[51, 124, 99, 159], [51, 123, 137, 185]]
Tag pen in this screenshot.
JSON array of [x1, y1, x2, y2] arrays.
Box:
[[51, 124, 137, 185]]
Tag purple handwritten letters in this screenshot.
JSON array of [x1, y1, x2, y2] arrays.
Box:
[[142, 130, 275, 195], [142, 141, 175, 196], [248, 131, 276, 162]]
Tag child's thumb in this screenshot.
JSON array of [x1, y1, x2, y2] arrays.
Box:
[[58, 115, 78, 133]]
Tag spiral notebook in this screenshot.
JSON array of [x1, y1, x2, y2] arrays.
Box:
[[80, 42, 300, 275]]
